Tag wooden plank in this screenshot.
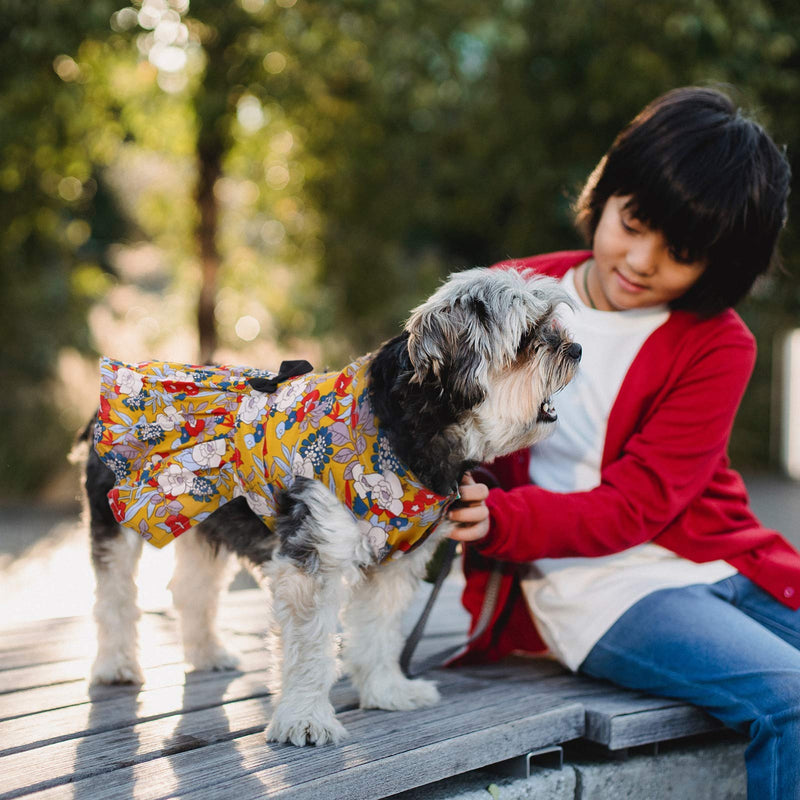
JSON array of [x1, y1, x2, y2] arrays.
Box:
[[16, 675, 583, 800], [0, 697, 267, 798], [145, 678, 583, 800], [0, 661, 308, 757], [492, 667, 727, 749], [256, 703, 583, 800], [0, 630, 266, 695], [1, 669, 478, 765], [452, 656, 567, 683], [2, 675, 479, 799], [0, 610, 183, 652], [0, 673, 469, 798], [0, 652, 255, 723], [0, 617, 178, 671], [0, 580, 454, 681], [0, 618, 98, 653], [444, 659, 726, 750], [0, 590, 270, 671], [581, 696, 724, 750], [0, 582, 730, 800], [0, 679, 364, 799]]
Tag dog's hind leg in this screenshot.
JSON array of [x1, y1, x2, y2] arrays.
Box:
[[169, 527, 240, 672], [86, 449, 145, 685], [342, 541, 441, 710]]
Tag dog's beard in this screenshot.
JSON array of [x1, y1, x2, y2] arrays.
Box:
[[457, 347, 579, 462]]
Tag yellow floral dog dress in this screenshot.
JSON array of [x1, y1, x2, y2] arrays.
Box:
[[94, 355, 456, 562]]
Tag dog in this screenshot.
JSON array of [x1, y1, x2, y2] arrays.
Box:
[[81, 266, 581, 746]]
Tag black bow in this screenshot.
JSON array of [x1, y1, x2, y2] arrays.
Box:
[[247, 360, 314, 393]]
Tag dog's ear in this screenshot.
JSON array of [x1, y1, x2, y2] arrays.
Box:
[[405, 297, 487, 414]]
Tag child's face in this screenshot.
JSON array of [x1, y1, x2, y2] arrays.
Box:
[[590, 195, 706, 311]]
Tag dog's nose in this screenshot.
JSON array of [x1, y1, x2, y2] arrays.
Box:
[[567, 342, 582, 361]]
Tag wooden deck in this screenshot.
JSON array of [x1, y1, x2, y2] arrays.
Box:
[[0, 581, 731, 800]]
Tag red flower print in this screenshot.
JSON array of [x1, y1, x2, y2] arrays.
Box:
[[403, 489, 440, 516], [213, 408, 235, 428], [108, 489, 127, 522], [371, 502, 399, 518], [335, 372, 353, 396], [163, 380, 200, 395], [295, 389, 320, 422], [403, 498, 424, 516], [166, 514, 192, 536], [99, 395, 112, 422], [184, 419, 205, 437]]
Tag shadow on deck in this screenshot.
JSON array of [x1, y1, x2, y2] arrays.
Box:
[[0, 577, 747, 800]]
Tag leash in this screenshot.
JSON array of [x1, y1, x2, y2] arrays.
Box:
[[400, 539, 502, 678], [400, 465, 504, 677]]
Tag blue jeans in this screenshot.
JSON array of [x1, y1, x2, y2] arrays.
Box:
[[580, 574, 800, 799]]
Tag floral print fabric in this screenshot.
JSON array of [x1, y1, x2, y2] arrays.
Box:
[[94, 356, 453, 562]]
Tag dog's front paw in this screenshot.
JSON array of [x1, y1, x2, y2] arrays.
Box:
[[359, 674, 440, 711], [91, 656, 145, 686], [266, 702, 348, 747], [186, 643, 241, 672]]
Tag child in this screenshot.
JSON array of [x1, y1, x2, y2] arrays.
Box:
[[445, 87, 798, 798]]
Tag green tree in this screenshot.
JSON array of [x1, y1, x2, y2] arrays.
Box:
[[0, 0, 130, 496], [3, 0, 800, 497]]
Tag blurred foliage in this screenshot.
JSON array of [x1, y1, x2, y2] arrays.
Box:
[[0, 0, 130, 496], [1, 0, 799, 497]]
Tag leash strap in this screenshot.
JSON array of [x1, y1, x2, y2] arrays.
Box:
[[400, 540, 502, 678]]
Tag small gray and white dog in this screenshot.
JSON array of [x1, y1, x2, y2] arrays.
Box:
[[82, 266, 580, 746]]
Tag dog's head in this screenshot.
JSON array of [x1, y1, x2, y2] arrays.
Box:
[[404, 266, 581, 462]]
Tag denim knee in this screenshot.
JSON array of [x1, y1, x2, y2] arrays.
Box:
[[723, 665, 800, 743]]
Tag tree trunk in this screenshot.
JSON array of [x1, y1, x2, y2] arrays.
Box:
[[195, 136, 223, 364]]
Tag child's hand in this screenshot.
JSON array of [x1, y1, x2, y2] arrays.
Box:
[[446, 473, 490, 542]]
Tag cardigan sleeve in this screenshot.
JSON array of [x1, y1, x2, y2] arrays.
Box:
[[477, 315, 757, 562]]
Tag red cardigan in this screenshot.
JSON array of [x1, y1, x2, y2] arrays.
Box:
[[456, 251, 800, 665]]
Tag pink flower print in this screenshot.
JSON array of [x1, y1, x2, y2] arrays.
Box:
[[358, 520, 389, 556], [157, 464, 195, 497], [116, 367, 144, 397], [156, 405, 184, 431], [238, 392, 269, 425], [292, 452, 315, 479], [243, 490, 273, 518], [273, 378, 310, 413], [352, 465, 404, 516], [192, 438, 227, 468]]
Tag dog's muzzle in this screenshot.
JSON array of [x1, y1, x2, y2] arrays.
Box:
[[537, 342, 582, 423]]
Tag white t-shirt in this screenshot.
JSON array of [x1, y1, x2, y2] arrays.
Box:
[[520, 268, 736, 671]]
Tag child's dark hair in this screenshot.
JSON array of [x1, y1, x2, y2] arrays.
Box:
[[575, 86, 791, 315]]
